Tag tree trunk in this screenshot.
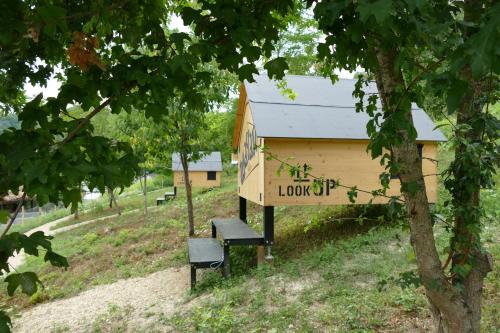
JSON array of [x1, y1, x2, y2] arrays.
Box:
[[143, 170, 148, 216], [107, 187, 121, 215], [180, 152, 195, 236], [373, 46, 473, 332], [74, 184, 81, 219], [447, 1, 493, 331]]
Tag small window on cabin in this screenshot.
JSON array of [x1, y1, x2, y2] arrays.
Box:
[[417, 144, 424, 160], [207, 171, 217, 181]]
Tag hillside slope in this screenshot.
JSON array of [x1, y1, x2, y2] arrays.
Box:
[[3, 167, 499, 332]]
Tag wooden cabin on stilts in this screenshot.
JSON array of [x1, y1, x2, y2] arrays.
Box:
[[172, 152, 223, 188], [157, 152, 223, 205], [188, 75, 446, 288]]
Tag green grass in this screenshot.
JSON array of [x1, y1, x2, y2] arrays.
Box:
[[4, 175, 177, 235], [169, 225, 428, 332], [164, 218, 499, 333], [158, 117, 500, 333], [2, 169, 241, 307], [8, 208, 71, 234], [2, 147, 499, 332], [48, 186, 175, 231]]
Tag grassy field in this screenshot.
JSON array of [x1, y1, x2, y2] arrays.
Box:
[[2, 148, 499, 332], [5, 175, 176, 235]]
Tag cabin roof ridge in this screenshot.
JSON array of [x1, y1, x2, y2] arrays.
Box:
[[232, 75, 447, 148], [171, 151, 223, 172]]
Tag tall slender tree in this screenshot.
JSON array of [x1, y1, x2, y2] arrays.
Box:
[[163, 100, 206, 236], [160, 66, 235, 236]]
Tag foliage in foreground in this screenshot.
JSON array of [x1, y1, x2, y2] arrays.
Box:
[[0, 0, 498, 331]]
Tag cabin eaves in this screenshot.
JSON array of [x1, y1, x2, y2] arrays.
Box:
[[172, 152, 223, 172], [233, 75, 447, 148]]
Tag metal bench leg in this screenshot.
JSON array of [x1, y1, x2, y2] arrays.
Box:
[[223, 244, 230, 278], [211, 223, 216, 238], [190, 265, 196, 290]]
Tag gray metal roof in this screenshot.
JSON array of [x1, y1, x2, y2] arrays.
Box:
[[172, 152, 223, 172], [245, 75, 447, 142]]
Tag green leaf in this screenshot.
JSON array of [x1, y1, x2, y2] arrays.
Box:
[[264, 58, 288, 80], [237, 64, 259, 82], [0, 211, 9, 224], [242, 46, 261, 62], [44, 251, 69, 269], [446, 81, 467, 114], [348, 186, 358, 203], [27, 231, 53, 249], [4, 272, 41, 296], [468, 6, 500, 77], [317, 43, 331, 59], [37, 5, 67, 36], [181, 7, 201, 25], [357, 0, 393, 23], [170, 32, 191, 50], [0, 310, 12, 333]]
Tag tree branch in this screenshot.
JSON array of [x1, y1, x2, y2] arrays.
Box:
[[0, 192, 27, 238], [437, 108, 457, 131], [62, 97, 112, 144], [422, 157, 439, 164], [393, 57, 446, 113], [61, 68, 159, 144]]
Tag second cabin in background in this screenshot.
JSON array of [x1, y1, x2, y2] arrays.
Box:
[[172, 152, 223, 188]]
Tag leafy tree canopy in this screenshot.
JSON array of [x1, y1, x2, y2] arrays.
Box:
[[0, 0, 498, 331]]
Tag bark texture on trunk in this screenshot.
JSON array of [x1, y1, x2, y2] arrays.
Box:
[[449, 66, 492, 332], [448, 1, 494, 330], [180, 153, 195, 236], [143, 171, 148, 216], [107, 187, 121, 215], [373, 46, 475, 332]]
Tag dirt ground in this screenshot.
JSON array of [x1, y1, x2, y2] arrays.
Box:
[[13, 266, 189, 333]]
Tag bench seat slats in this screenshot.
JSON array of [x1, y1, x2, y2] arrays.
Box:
[[212, 218, 264, 245], [188, 238, 223, 265]]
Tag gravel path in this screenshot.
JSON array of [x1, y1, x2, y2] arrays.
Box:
[[13, 266, 189, 332], [9, 205, 188, 332], [8, 209, 140, 269]]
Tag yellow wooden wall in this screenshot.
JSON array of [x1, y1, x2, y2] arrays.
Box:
[[237, 101, 265, 205], [262, 138, 438, 206], [173, 171, 222, 188]]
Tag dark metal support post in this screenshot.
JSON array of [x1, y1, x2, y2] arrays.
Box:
[[223, 244, 230, 278], [173, 186, 177, 196], [263, 206, 274, 246], [239, 196, 247, 223], [264, 206, 274, 261], [211, 222, 216, 238], [190, 265, 196, 290]]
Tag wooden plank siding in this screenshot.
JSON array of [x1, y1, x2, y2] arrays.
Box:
[[173, 171, 222, 187], [237, 101, 265, 205], [262, 138, 438, 206]]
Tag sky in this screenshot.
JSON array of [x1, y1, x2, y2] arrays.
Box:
[[23, 14, 190, 99], [23, 14, 356, 99]]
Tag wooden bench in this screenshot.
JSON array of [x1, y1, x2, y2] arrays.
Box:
[[211, 218, 264, 278], [164, 187, 177, 200], [156, 197, 166, 205], [188, 238, 224, 289], [164, 192, 175, 199]]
